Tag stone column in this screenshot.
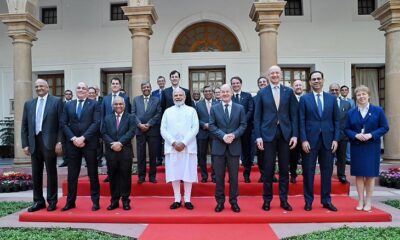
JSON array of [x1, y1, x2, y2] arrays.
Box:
[[122, 3, 158, 98], [0, 12, 44, 165], [372, 0, 400, 162], [250, 1, 286, 76]]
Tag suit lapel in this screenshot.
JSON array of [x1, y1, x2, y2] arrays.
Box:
[[309, 93, 320, 119], [42, 96, 51, 122], [267, 85, 278, 112], [32, 99, 38, 126]]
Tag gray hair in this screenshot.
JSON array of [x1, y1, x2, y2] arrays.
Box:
[[173, 87, 186, 96]]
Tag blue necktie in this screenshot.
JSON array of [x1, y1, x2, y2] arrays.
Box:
[[317, 93, 323, 117], [77, 100, 84, 119], [35, 98, 44, 135], [224, 104, 230, 123]]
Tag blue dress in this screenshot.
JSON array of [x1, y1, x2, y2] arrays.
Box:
[[344, 104, 389, 177]]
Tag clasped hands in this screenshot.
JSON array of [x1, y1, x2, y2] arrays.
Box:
[[172, 142, 186, 152], [138, 123, 150, 132], [355, 133, 372, 142], [72, 136, 86, 148], [110, 141, 123, 152], [223, 133, 235, 144]]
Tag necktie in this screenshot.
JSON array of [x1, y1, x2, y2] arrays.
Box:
[[234, 94, 239, 103], [35, 98, 44, 135], [207, 101, 211, 114], [144, 97, 148, 111], [77, 100, 83, 119], [159, 89, 162, 100], [273, 86, 280, 110], [224, 104, 230, 123], [116, 114, 120, 130], [112, 94, 117, 106], [317, 93, 323, 117]]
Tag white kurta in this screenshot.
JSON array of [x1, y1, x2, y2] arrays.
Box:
[[160, 104, 199, 183]]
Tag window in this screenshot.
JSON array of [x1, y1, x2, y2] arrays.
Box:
[[351, 65, 385, 108], [110, 3, 128, 21], [37, 74, 64, 97], [285, 0, 303, 16], [281, 68, 310, 93], [358, 0, 375, 15], [41, 7, 57, 25], [173, 22, 240, 52], [189, 68, 225, 93], [101, 70, 132, 96]]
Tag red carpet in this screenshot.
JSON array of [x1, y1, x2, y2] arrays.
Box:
[[139, 224, 278, 240], [63, 174, 350, 197], [19, 195, 391, 223]]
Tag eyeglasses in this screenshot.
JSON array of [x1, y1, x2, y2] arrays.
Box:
[[330, 89, 339, 92]]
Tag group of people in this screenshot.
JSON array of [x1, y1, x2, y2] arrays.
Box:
[[21, 65, 388, 214]]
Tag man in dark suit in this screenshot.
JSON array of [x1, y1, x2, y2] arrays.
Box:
[[289, 79, 304, 183], [161, 70, 191, 113], [61, 82, 101, 211], [21, 79, 63, 212], [209, 84, 247, 213], [132, 81, 161, 183], [231, 76, 254, 183], [196, 85, 217, 183], [213, 87, 221, 102], [299, 71, 340, 212], [151, 76, 166, 166], [254, 65, 298, 211], [102, 96, 135, 210], [89, 86, 105, 167], [192, 89, 201, 107], [59, 89, 73, 167], [329, 83, 351, 184]]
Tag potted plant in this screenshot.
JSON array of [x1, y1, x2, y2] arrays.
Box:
[[0, 116, 14, 158]]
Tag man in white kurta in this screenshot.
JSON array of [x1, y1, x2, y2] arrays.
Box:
[[161, 88, 199, 210]]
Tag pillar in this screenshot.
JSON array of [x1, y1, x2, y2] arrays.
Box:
[[372, 0, 400, 162]]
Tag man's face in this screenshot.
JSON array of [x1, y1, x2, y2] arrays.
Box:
[[340, 87, 349, 98], [221, 85, 233, 103], [88, 89, 96, 99], [113, 98, 125, 114], [173, 90, 185, 106], [76, 83, 88, 100], [203, 87, 213, 100], [111, 79, 121, 93], [214, 89, 221, 99], [157, 78, 165, 89], [293, 80, 304, 95], [231, 78, 242, 92], [64, 91, 73, 101], [258, 77, 268, 89], [329, 85, 340, 97], [141, 83, 151, 96], [192, 91, 201, 101], [309, 72, 324, 93], [35, 79, 49, 97], [268, 66, 282, 85], [170, 73, 180, 87], [94, 86, 100, 96]]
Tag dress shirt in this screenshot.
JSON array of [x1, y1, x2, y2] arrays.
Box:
[[358, 103, 369, 119], [222, 101, 232, 117], [313, 91, 324, 110]]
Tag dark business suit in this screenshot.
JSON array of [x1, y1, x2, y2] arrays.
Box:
[[232, 91, 254, 179], [61, 100, 72, 166], [289, 94, 302, 179], [132, 95, 161, 181], [62, 99, 101, 205], [151, 88, 165, 164], [209, 102, 247, 205], [299, 92, 340, 205], [102, 92, 131, 119], [102, 112, 135, 203], [161, 86, 191, 113], [335, 98, 351, 179], [21, 95, 63, 206], [196, 99, 217, 181], [254, 84, 298, 202], [94, 97, 104, 165]]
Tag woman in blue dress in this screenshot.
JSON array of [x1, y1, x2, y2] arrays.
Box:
[[345, 85, 389, 211]]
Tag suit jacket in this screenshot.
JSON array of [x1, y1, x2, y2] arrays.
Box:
[[131, 95, 161, 136], [161, 86, 191, 112], [151, 88, 163, 100], [209, 102, 247, 156], [21, 95, 63, 154], [233, 91, 254, 124], [344, 104, 389, 145], [196, 99, 217, 139], [254, 84, 298, 142], [102, 112, 135, 159], [102, 92, 131, 119], [299, 92, 340, 150], [337, 98, 352, 141], [62, 99, 101, 149]]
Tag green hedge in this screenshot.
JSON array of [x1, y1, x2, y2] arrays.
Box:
[[384, 199, 400, 210], [0, 201, 32, 218]]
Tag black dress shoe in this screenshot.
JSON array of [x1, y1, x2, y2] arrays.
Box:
[[28, 202, 46, 212], [290, 176, 297, 184], [304, 202, 312, 211], [149, 178, 157, 183], [138, 178, 145, 184], [323, 203, 338, 212], [272, 175, 278, 183], [170, 202, 181, 209], [338, 176, 348, 184], [61, 202, 76, 211], [215, 203, 224, 212], [212, 178, 216, 183], [104, 176, 110, 183], [92, 203, 100, 211], [107, 202, 119, 210], [201, 178, 207, 183], [184, 202, 194, 210], [156, 161, 163, 166], [58, 162, 68, 167], [123, 202, 131, 210], [244, 176, 251, 183], [262, 201, 271, 211], [231, 203, 241, 213], [47, 203, 57, 211], [280, 201, 293, 211]]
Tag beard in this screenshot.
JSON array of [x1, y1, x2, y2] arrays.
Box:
[[174, 100, 185, 107]]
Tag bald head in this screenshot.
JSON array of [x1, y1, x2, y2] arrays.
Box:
[[267, 65, 282, 85], [35, 79, 49, 97], [293, 79, 304, 95], [220, 84, 233, 104]]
